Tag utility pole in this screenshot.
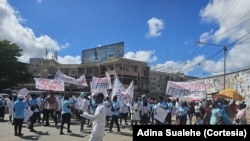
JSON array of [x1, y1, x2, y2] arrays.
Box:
[[196, 41, 227, 90]]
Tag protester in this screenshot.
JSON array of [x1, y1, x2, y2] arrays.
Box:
[[209, 102, 221, 125], [130, 96, 141, 129], [7, 95, 16, 125], [81, 93, 106, 141], [79, 92, 90, 134], [45, 91, 58, 126], [13, 95, 27, 136], [233, 103, 247, 125], [140, 97, 151, 125], [109, 95, 120, 133], [60, 93, 72, 135], [28, 93, 40, 132], [104, 96, 112, 127]]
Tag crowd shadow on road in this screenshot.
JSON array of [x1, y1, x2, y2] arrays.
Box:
[[18, 135, 40, 140], [34, 131, 50, 136], [69, 132, 87, 137]]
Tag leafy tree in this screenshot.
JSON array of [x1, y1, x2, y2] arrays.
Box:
[[0, 40, 33, 90]]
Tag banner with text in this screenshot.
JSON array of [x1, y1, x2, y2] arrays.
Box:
[[34, 78, 65, 91], [54, 69, 88, 87], [90, 72, 111, 97], [166, 80, 206, 98]]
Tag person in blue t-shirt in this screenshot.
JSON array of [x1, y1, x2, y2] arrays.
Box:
[[109, 95, 120, 133], [13, 95, 27, 136], [60, 94, 73, 135]]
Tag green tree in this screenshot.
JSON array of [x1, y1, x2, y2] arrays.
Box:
[[0, 40, 33, 90]]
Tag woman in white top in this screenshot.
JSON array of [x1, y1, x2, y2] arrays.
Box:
[[7, 95, 17, 124]]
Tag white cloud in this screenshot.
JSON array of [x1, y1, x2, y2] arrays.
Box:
[[151, 55, 206, 75], [145, 17, 165, 38], [57, 55, 81, 64], [123, 50, 157, 63], [198, 0, 250, 75], [0, 0, 79, 64]]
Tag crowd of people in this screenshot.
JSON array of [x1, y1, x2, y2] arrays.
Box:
[[0, 91, 249, 140]]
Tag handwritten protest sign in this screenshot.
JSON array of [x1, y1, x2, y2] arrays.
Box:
[[24, 108, 33, 122], [166, 80, 206, 98], [34, 78, 64, 91], [154, 107, 168, 123], [54, 69, 88, 87], [17, 88, 29, 98]]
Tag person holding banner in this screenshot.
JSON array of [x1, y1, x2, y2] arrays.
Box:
[[155, 96, 168, 125], [13, 95, 27, 136]]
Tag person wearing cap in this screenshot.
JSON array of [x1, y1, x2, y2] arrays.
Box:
[[13, 95, 27, 136], [81, 93, 106, 141]]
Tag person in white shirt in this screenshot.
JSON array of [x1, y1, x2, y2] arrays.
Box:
[[55, 95, 62, 122], [79, 93, 90, 134], [119, 103, 129, 126], [82, 93, 106, 141], [7, 95, 17, 124], [130, 96, 141, 129]]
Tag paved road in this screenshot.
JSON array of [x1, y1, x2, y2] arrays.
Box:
[[1, 113, 249, 141], [0, 115, 133, 141]]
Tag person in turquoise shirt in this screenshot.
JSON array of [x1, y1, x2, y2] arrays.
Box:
[[109, 95, 120, 133], [178, 101, 189, 125], [60, 94, 72, 135], [218, 101, 232, 125], [13, 95, 27, 136], [155, 96, 167, 125], [210, 102, 221, 125]]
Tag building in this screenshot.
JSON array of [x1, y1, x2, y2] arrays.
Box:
[[17, 42, 192, 98]]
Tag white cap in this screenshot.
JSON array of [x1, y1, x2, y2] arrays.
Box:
[[17, 95, 24, 99]]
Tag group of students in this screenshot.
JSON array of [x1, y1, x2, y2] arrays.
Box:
[[5, 91, 107, 141], [5, 90, 249, 141]]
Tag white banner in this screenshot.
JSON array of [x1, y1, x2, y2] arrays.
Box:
[[54, 69, 88, 87], [34, 78, 65, 91], [122, 80, 134, 104], [90, 72, 111, 97], [17, 88, 30, 98], [166, 80, 206, 98], [24, 108, 33, 122], [154, 107, 168, 123], [111, 75, 126, 100]]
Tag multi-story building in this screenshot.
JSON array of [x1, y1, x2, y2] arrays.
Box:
[[17, 42, 192, 98]]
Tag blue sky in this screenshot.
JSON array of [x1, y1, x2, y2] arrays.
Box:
[[1, 0, 250, 78]]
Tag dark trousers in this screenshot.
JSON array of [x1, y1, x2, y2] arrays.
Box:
[[166, 113, 172, 125], [60, 113, 71, 133], [42, 109, 48, 123], [55, 110, 61, 122], [14, 118, 24, 134], [119, 113, 128, 125], [179, 114, 187, 125], [109, 115, 120, 132], [29, 112, 39, 130], [45, 109, 57, 125], [141, 114, 149, 125]]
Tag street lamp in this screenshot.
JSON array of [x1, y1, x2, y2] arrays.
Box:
[[196, 41, 227, 90]]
